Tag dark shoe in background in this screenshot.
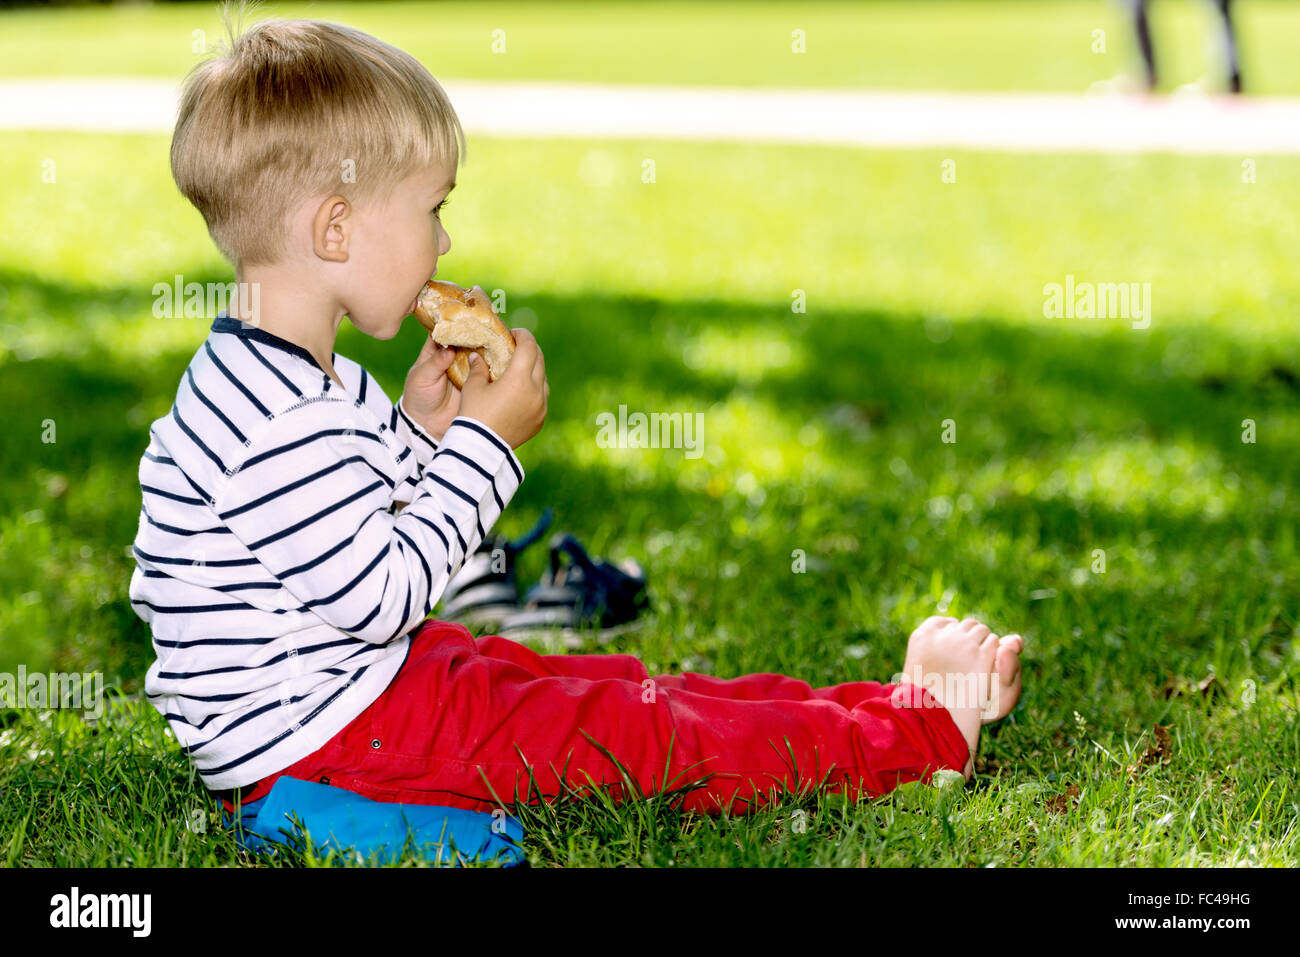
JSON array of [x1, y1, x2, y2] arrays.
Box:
[[498, 533, 650, 649]]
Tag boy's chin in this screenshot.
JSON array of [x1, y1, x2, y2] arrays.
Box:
[[349, 316, 404, 340]]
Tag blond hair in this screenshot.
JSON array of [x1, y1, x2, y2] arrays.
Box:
[[171, 5, 466, 266]]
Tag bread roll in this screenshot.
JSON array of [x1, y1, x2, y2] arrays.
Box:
[[413, 280, 516, 389]]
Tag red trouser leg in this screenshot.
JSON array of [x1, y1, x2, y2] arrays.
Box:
[[294, 622, 973, 815], [474, 634, 898, 708]]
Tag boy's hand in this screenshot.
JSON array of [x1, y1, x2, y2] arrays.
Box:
[[402, 333, 462, 442], [457, 327, 548, 450]]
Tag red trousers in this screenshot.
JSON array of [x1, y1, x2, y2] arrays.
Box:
[[220, 619, 970, 816]]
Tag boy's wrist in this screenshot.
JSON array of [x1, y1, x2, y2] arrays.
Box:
[[440, 415, 525, 484], [395, 394, 440, 468]]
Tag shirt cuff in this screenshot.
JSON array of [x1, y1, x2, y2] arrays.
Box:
[[394, 395, 439, 470], [434, 416, 525, 495]]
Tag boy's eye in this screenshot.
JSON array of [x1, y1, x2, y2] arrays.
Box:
[[432, 199, 449, 216]]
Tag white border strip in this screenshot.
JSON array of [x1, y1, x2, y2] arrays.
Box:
[[4, 77, 1300, 153]]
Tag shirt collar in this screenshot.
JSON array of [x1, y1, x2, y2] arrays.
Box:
[[210, 314, 334, 372]]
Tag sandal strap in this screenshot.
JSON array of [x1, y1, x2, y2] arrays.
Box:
[[506, 507, 553, 554], [547, 533, 601, 581], [517, 534, 649, 627]]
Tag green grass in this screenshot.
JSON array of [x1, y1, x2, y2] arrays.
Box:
[[4, 0, 1300, 94], [3, 691, 1296, 866], [0, 125, 1296, 866]]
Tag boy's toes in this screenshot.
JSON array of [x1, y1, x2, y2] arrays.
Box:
[[983, 634, 1024, 724], [916, 615, 957, 635], [997, 634, 1024, 683]]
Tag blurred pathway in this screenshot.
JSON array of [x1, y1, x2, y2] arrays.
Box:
[[4, 77, 1300, 153]]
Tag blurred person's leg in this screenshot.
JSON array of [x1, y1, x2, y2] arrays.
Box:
[[1212, 0, 1242, 93], [1129, 0, 1158, 91]]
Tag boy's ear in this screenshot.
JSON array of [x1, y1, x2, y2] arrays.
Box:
[[312, 195, 351, 262]]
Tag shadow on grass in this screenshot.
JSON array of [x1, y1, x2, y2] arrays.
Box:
[[1, 269, 1296, 693]]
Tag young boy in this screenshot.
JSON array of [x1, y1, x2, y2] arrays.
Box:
[[131, 15, 1025, 821]]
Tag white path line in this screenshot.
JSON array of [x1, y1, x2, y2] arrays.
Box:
[[4, 77, 1300, 153]]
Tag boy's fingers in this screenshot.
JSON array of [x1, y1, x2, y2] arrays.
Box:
[[508, 328, 539, 369], [489, 330, 537, 387], [415, 332, 440, 361], [510, 327, 537, 353], [507, 328, 545, 388], [429, 348, 458, 375], [511, 328, 544, 375], [462, 350, 491, 388], [414, 336, 454, 371], [532, 344, 546, 382]]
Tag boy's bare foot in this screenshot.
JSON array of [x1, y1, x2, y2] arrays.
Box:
[[984, 633, 1024, 725], [896, 617, 1022, 781]]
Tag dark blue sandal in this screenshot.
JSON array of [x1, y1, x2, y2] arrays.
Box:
[[499, 533, 649, 648]]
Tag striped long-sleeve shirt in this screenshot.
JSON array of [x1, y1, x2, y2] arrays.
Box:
[[129, 314, 523, 790]]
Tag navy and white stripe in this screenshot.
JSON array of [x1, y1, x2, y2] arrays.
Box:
[[130, 315, 523, 790]]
